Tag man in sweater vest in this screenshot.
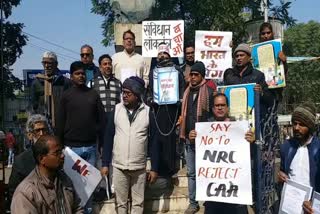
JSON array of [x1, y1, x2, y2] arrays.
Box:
[[101, 76, 159, 214], [88, 54, 122, 113]]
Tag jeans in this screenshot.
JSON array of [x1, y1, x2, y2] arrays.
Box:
[[71, 145, 96, 167], [185, 142, 198, 208], [8, 148, 14, 165], [71, 145, 97, 214]]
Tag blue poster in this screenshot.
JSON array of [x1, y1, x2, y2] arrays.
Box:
[[217, 83, 256, 128], [153, 67, 179, 105], [252, 39, 286, 88]]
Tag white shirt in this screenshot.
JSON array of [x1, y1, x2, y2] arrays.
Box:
[[288, 137, 312, 186], [112, 50, 148, 85]]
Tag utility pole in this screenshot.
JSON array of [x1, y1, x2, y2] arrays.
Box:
[[261, 0, 269, 22], [0, 0, 4, 130]]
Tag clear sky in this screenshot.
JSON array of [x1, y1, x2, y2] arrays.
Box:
[[8, 0, 320, 79]]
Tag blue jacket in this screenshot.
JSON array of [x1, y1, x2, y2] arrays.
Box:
[[280, 136, 320, 192]]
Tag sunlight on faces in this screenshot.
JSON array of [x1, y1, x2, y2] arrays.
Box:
[[71, 69, 86, 86], [99, 57, 112, 77], [80, 47, 94, 64], [42, 57, 57, 76]]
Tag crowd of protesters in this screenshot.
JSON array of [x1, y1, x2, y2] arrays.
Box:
[[5, 22, 320, 214]]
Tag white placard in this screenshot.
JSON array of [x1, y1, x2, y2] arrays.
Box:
[[312, 192, 320, 214], [142, 20, 184, 57], [63, 147, 102, 207], [279, 179, 313, 214], [195, 121, 252, 205], [195, 31, 232, 80]]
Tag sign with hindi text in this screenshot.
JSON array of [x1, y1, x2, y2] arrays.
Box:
[[142, 20, 184, 57], [153, 66, 179, 105], [195, 121, 252, 205], [63, 147, 102, 207], [195, 31, 232, 80]]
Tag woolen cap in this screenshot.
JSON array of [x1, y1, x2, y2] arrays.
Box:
[[234, 43, 251, 56], [42, 51, 57, 61], [122, 76, 145, 98], [191, 61, 206, 77]]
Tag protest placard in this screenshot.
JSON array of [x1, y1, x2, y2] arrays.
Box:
[[252, 39, 286, 88], [312, 192, 320, 214], [195, 31, 232, 80], [142, 20, 184, 57], [153, 66, 179, 105], [63, 147, 102, 207], [279, 179, 313, 214], [195, 121, 252, 205]]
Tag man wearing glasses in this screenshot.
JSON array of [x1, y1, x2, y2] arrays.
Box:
[[30, 51, 72, 129], [101, 76, 159, 214], [80, 44, 99, 84], [11, 135, 83, 214], [112, 30, 147, 84], [179, 61, 214, 213], [8, 114, 50, 207]]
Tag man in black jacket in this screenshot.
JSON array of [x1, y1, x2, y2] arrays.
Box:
[[148, 43, 185, 178], [8, 114, 49, 207], [223, 43, 274, 126]]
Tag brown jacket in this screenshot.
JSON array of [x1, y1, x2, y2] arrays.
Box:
[[11, 167, 83, 214]]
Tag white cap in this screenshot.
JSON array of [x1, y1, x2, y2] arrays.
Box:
[[158, 43, 170, 56], [42, 51, 57, 61]]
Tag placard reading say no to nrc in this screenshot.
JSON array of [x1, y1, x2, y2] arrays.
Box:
[[195, 121, 252, 205]]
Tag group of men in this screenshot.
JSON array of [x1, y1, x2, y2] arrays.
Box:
[[7, 23, 320, 214]]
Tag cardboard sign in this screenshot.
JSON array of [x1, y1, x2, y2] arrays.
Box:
[[142, 20, 184, 57], [252, 39, 286, 88], [153, 66, 179, 105], [195, 31, 232, 80], [195, 121, 252, 205], [63, 147, 102, 207]]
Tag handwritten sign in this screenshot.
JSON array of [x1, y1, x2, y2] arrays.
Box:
[[195, 121, 252, 205], [142, 20, 184, 57], [195, 31, 232, 80], [153, 66, 179, 105], [63, 147, 102, 207]]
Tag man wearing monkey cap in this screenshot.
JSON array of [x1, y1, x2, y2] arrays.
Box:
[[101, 76, 160, 214]]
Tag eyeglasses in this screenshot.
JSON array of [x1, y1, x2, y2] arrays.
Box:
[[122, 90, 133, 97], [186, 51, 194, 55], [80, 53, 92, 58]]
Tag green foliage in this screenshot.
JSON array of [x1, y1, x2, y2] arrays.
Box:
[[282, 21, 320, 112], [1, 0, 27, 98], [91, 0, 114, 46], [248, 0, 296, 27], [91, 0, 249, 47], [150, 0, 248, 46]]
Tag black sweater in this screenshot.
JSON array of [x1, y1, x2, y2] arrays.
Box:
[[56, 85, 105, 147]]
